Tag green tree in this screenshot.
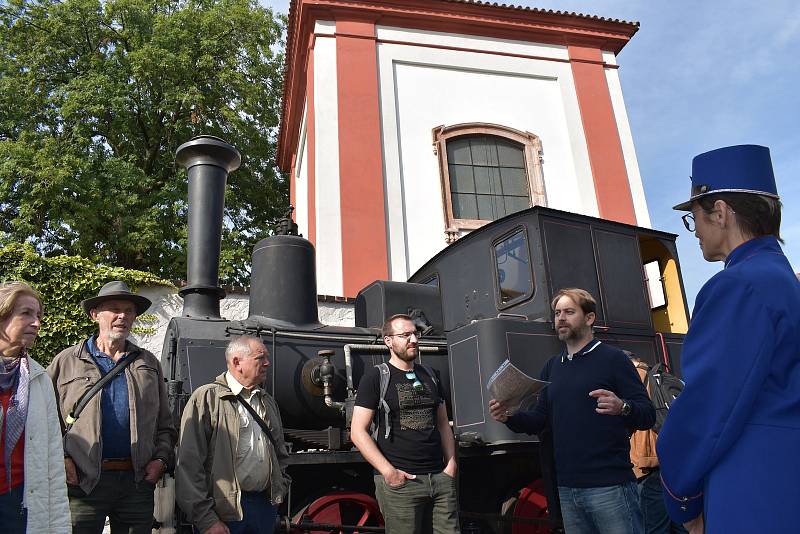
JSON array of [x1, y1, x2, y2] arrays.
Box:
[[0, 0, 288, 285]]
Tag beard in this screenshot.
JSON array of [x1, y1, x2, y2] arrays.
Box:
[[557, 324, 589, 342], [104, 329, 129, 341], [393, 344, 418, 362]]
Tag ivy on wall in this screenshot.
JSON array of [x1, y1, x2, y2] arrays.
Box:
[[1, 243, 174, 366]]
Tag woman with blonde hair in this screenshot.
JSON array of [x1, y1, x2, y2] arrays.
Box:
[[0, 281, 70, 533]]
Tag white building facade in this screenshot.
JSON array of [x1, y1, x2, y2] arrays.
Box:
[[279, 0, 649, 298]]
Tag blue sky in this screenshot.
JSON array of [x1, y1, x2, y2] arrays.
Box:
[[265, 0, 799, 310]]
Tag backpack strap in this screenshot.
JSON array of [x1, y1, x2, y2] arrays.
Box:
[[416, 363, 439, 397], [373, 363, 391, 440]]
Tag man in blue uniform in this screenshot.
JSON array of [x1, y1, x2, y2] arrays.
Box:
[[658, 145, 800, 533]]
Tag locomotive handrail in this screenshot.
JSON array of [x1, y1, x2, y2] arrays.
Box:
[[497, 312, 528, 320]]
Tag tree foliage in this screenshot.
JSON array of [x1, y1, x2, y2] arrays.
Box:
[[0, 0, 288, 285], [0, 243, 173, 366]]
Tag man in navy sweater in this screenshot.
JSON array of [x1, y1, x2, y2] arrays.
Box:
[[490, 288, 655, 534]]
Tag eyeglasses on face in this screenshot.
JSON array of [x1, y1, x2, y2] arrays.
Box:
[[681, 212, 695, 232], [405, 371, 424, 391], [389, 331, 420, 340]]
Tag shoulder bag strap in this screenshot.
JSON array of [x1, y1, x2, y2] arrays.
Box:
[[64, 350, 142, 431], [233, 393, 281, 451]]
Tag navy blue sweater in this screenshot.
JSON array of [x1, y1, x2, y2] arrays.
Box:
[[506, 340, 655, 487]]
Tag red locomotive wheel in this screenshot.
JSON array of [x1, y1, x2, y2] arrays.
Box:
[[292, 490, 384, 534], [500, 479, 550, 534]]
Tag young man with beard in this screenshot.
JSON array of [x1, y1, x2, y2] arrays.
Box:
[[48, 281, 176, 534], [489, 288, 654, 534], [351, 314, 458, 534]]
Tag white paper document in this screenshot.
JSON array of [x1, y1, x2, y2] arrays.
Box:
[[486, 359, 550, 415]]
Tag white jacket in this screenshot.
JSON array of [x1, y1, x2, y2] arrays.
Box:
[[22, 356, 70, 533]]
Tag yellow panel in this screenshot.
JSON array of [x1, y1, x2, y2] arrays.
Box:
[[639, 239, 689, 334]]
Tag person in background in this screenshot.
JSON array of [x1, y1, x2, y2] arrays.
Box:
[[659, 144, 800, 533], [48, 281, 176, 534], [625, 351, 686, 534], [0, 281, 70, 533]]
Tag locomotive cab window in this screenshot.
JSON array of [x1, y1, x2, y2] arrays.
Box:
[[644, 259, 667, 309], [494, 228, 534, 307], [420, 274, 440, 287]]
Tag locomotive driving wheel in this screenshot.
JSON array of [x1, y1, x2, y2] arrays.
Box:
[[500, 479, 551, 534], [291, 490, 384, 534]]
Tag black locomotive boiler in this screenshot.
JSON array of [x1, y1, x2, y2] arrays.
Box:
[[160, 136, 690, 533]]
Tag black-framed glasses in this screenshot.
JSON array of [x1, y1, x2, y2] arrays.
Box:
[[405, 371, 424, 391], [389, 331, 420, 340], [681, 213, 695, 232]]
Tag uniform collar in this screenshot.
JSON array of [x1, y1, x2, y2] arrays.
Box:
[[724, 236, 783, 269], [561, 339, 602, 363]]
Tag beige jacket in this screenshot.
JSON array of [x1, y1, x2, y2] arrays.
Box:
[[175, 373, 290, 533], [47, 340, 177, 493]]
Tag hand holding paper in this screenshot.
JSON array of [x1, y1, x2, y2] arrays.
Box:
[[486, 359, 550, 417]]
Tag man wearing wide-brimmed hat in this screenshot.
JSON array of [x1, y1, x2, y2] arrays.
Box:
[[656, 145, 800, 534], [47, 281, 177, 534]]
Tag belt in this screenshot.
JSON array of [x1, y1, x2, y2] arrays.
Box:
[[102, 458, 133, 471]]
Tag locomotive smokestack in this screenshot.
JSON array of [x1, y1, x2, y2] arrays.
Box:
[[175, 135, 241, 318]]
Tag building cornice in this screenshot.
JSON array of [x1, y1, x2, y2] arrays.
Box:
[[277, 0, 639, 170]]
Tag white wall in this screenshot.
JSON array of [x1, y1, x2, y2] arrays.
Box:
[[295, 103, 309, 238], [302, 22, 650, 293], [602, 51, 651, 228], [376, 25, 599, 280], [311, 21, 343, 296]]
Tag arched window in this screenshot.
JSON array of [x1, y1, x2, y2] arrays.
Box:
[[433, 124, 546, 243]]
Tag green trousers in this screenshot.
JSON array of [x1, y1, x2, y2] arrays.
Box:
[[68, 470, 155, 534], [374, 472, 460, 534]]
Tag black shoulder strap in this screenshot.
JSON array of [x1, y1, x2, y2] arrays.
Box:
[[416, 363, 438, 389], [233, 393, 281, 451], [65, 350, 142, 430]]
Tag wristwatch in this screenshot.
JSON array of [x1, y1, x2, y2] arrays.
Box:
[[620, 400, 632, 416]]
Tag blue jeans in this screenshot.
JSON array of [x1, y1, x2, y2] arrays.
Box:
[[558, 482, 643, 534], [0, 484, 26, 534], [225, 491, 278, 534], [374, 472, 459, 534], [639, 471, 687, 534]]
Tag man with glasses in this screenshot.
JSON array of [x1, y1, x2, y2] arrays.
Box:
[[351, 314, 458, 534], [657, 145, 800, 534]]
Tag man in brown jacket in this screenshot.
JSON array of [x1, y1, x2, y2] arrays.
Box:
[[48, 281, 177, 534], [176, 335, 290, 534]]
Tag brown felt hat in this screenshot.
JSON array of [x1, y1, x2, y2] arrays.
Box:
[[80, 281, 152, 317]]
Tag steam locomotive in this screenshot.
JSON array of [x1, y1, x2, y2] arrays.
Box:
[[159, 136, 690, 533]]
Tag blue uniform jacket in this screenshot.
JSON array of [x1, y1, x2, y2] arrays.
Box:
[[657, 236, 800, 532]]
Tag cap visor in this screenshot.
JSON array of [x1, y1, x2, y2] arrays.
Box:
[[672, 200, 692, 211]]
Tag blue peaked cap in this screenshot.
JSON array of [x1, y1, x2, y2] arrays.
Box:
[[673, 144, 779, 211]]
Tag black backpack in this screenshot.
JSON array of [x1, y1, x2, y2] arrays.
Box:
[[644, 362, 684, 434]]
